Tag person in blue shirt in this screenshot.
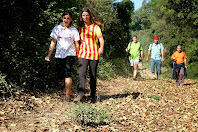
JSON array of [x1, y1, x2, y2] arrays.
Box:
[[146, 36, 164, 80]]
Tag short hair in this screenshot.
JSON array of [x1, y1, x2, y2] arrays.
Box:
[[177, 45, 182, 48], [62, 10, 73, 18], [132, 35, 137, 38], [62, 10, 73, 25]]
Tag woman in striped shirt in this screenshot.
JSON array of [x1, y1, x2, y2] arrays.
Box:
[[74, 7, 104, 103]]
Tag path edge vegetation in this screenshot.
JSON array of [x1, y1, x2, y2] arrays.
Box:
[[1, 0, 198, 100]]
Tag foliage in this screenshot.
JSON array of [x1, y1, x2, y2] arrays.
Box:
[[130, 0, 198, 78], [84, 0, 134, 57], [98, 57, 115, 79], [71, 103, 112, 126], [0, 0, 84, 92], [0, 0, 135, 95], [0, 72, 11, 100], [1, 0, 197, 99]]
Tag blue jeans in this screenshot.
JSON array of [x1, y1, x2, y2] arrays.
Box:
[[150, 58, 161, 75]]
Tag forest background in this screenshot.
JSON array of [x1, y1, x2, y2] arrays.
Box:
[[0, 0, 198, 96]]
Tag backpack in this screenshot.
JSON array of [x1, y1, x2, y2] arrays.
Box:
[[149, 43, 163, 51]]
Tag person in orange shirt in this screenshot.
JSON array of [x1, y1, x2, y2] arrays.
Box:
[[74, 7, 104, 103], [171, 45, 187, 86]]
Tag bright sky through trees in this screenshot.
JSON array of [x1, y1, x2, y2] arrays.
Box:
[[114, 0, 144, 10]]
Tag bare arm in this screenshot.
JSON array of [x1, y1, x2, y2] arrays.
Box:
[[74, 41, 79, 56], [140, 50, 143, 59], [161, 49, 164, 62], [184, 59, 187, 69], [98, 37, 104, 55], [146, 51, 151, 62], [45, 38, 57, 62], [140, 42, 143, 59]]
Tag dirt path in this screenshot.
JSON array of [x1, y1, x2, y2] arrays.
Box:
[[1, 76, 198, 131], [137, 61, 168, 80], [137, 62, 153, 79]]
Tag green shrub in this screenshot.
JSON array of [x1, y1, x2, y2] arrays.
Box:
[[71, 103, 112, 126], [0, 72, 11, 99], [98, 57, 115, 79]]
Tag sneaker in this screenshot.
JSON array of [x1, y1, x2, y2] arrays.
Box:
[[63, 95, 70, 102], [157, 76, 160, 80], [180, 83, 184, 86], [152, 76, 156, 80], [91, 97, 97, 103], [133, 77, 136, 81], [73, 95, 83, 103]]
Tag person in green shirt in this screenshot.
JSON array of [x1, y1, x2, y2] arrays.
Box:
[[125, 35, 143, 80]]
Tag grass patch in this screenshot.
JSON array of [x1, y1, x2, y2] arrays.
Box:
[[71, 103, 113, 126], [124, 89, 131, 94], [147, 95, 159, 100]]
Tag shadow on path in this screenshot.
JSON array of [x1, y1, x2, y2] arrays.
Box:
[[97, 92, 142, 102], [184, 82, 197, 86]]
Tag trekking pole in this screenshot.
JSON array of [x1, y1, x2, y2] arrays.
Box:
[[141, 59, 144, 79], [127, 52, 130, 78], [125, 46, 130, 78]]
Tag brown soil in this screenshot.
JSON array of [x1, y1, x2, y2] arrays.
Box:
[[1, 75, 197, 131]]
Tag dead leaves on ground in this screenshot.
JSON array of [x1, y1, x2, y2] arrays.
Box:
[[0, 77, 197, 131]]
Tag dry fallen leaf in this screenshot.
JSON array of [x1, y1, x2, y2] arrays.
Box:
[[1, 76, 197, 131]]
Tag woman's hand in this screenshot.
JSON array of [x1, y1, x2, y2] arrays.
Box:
[[99, 47, 104, 55], [98, 37, 104, 55], [45, 38, 57, 62], [45, 55, 51, 62]]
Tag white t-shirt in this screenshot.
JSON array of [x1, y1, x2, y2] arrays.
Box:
[[50, 25, 80, 58]]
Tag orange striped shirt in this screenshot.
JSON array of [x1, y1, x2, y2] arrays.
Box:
[[78, 24, 103, 60]]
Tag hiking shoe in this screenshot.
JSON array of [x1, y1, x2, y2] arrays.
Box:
[[91, 97, 97, 103], [63, 95, 70, 102], [73, 95, 83, 103]]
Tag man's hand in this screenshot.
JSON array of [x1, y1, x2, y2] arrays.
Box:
[[161, 57, 164, 62], [125, 48, 128, 52]]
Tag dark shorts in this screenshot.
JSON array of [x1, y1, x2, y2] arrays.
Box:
[[56, 56, 75, 80]]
